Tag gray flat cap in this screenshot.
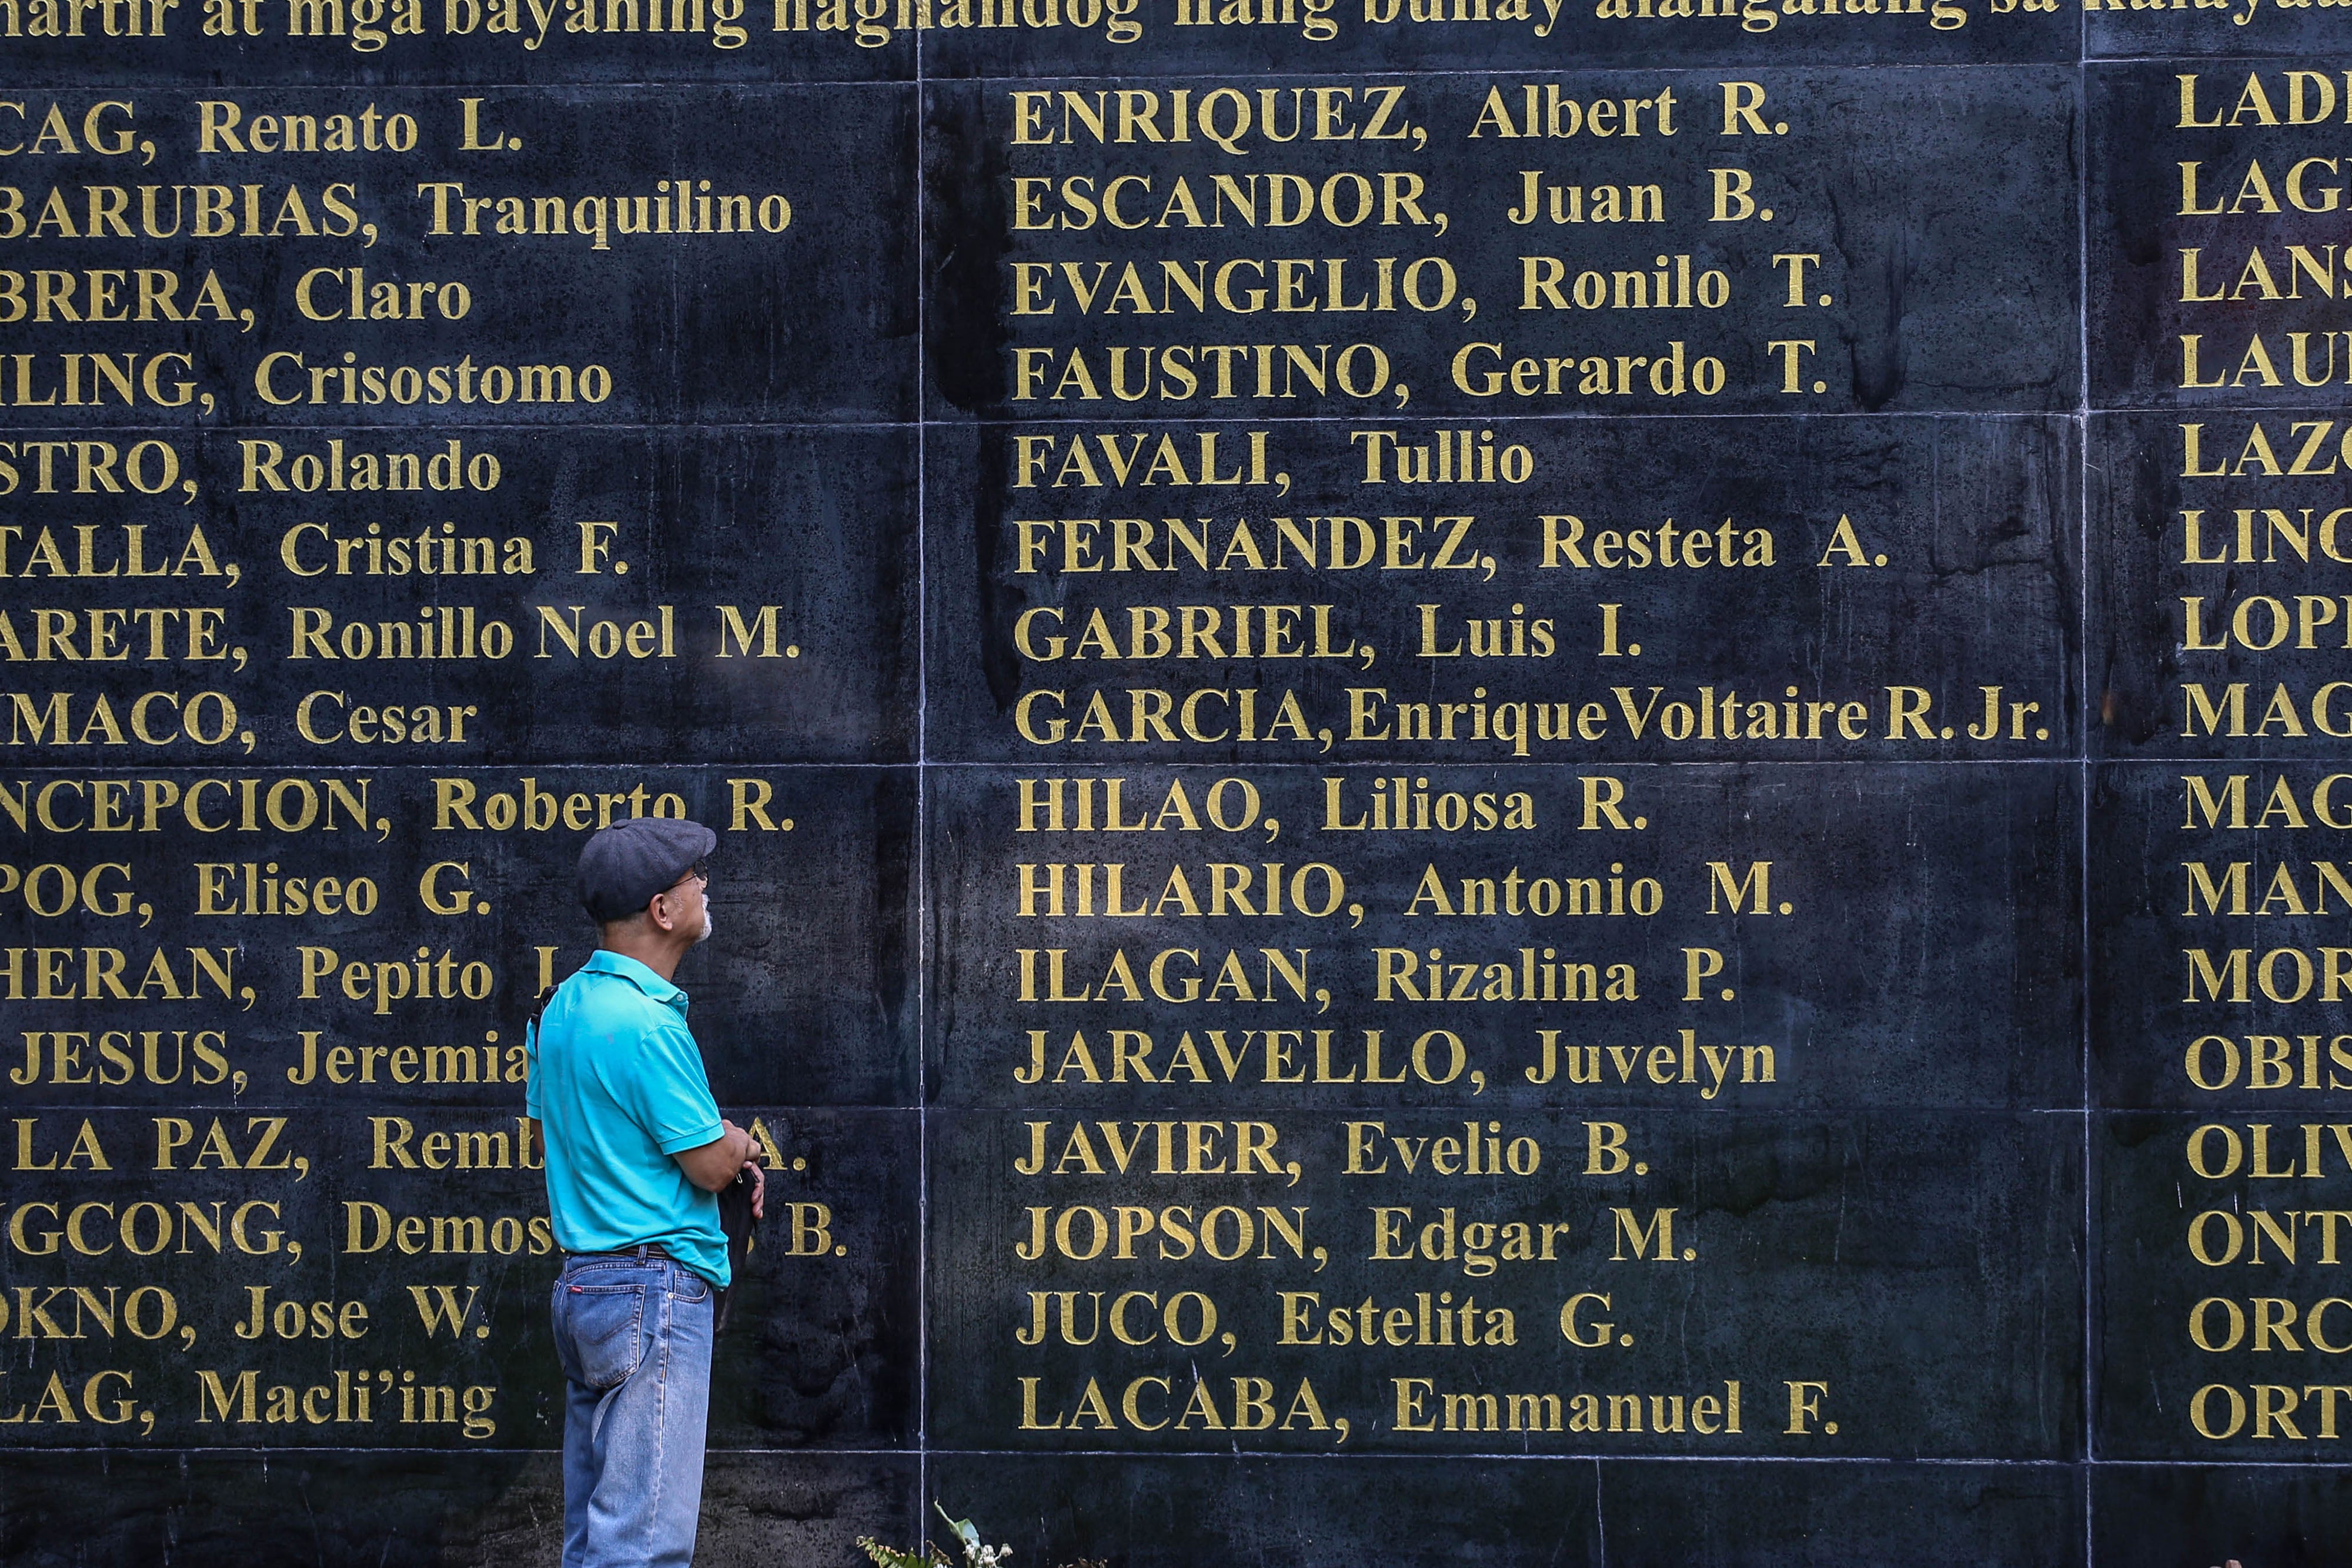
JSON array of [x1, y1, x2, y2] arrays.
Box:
[[578, 816, 716, 924]]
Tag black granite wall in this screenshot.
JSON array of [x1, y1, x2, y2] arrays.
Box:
[[0, 1, 2341, 1562]]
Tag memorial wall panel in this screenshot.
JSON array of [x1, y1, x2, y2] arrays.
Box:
[[923, 1455, 2084, 1566], [924, 71, 2081, 421], [924, 764, 2080, 1108], [0, 429, 919, 761], [0, 89, 918, 423], [924, 416, 2080, 765]]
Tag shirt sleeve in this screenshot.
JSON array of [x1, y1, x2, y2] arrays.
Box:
[[618, 1015, 726, 1155], [523, 1021, 544, 1120]]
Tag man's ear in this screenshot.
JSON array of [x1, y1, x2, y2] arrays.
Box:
[[645, 892, 677, 934]]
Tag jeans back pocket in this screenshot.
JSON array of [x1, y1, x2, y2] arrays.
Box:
[[556, 1279, 647, 1390]]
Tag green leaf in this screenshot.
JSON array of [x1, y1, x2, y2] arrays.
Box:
[[936, 1503, 984, 1556]]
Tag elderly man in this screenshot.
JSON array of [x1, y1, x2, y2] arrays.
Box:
[[524, 815, 763, 1568]]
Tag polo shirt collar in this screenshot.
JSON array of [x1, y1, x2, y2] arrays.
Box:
[[582, 949, 689, 1012]]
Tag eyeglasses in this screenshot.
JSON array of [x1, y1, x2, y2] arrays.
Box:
[[664, 860, 709, 894]]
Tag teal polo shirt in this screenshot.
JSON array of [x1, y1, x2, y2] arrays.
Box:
[[525, 950, 730, 1286]]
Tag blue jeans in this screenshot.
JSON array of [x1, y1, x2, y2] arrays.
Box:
[[552, 1252, 715, 1568]]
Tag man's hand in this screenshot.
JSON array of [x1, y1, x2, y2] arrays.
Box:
[[733, 1119, 765, 1218]]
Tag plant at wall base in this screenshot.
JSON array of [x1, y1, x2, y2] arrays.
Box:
[[856, 1504, 1110, 1568], [854, 1540, 947, 1568], [854, 1540, 928, 1568], [857, 1505, 1013, 1568]]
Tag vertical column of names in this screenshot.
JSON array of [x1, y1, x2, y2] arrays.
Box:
[[0, 22, 927, 1557], [2087, 7, 2352, 1553], [918, 8, 2087, 1556]]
